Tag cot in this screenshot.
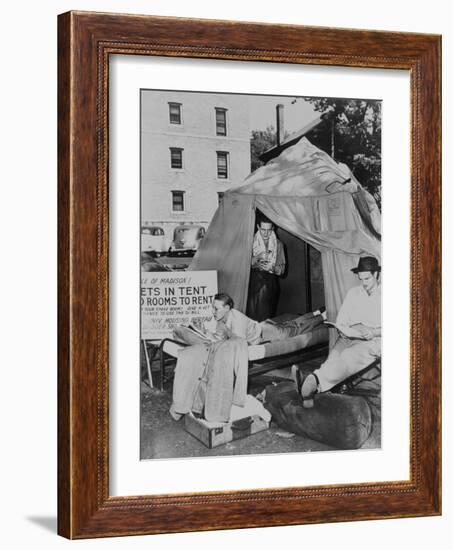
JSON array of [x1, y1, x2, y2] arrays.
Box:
[[157, 325, 330, 391]]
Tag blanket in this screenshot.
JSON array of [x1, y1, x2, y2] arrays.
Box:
[[170, 336, 249, 423]]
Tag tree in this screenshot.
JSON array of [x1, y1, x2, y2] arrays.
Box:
[[306, 98, 382, 209], [250, 126, 277, 173]]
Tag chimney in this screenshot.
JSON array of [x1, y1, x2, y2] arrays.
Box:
[[276, 104, 284, 146]]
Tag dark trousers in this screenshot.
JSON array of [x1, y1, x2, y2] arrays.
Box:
[[246, 269, 279, 322], [261, 312, 323, 342]]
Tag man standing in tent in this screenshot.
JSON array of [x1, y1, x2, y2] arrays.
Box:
[[246, 216, 286, 322], [294, 256, 381, 408]]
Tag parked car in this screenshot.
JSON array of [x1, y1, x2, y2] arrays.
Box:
[[169, 225, 206, 256], [141, 225, 167, 257], [140, 253, 172, 272]]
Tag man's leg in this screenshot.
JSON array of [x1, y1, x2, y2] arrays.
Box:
[[311, 337, 350, 392], [291, 337, 349, 408], [289, 312, 325, 335], [314, 337, 381, 392], [246, 270, 277, 322], [261, 312, 324, 341]]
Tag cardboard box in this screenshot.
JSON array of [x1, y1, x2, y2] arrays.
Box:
[[184, 413, 270, 448]]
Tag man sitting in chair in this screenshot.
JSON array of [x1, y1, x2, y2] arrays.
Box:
[[293, 256, 381, 408]]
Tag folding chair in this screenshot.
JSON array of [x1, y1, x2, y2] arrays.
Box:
[[332, 358, 381, 398]]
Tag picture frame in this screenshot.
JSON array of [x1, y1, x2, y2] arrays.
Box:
[[57, 10, 441, 539]]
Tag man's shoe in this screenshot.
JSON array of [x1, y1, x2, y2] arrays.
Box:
[[314, 306, 327, 320], [301, 372, 320, 409], [292, 367, 320, 408]]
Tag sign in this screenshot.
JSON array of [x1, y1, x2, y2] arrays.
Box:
[[141, 270, 218, 340]]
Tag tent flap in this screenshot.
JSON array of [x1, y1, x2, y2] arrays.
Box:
[[190, 194, 255, 312]]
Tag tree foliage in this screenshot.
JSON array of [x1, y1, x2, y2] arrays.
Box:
[[249, 99, 381, 209], [250, 126, 277, 173], [306, 98, 382, 208]]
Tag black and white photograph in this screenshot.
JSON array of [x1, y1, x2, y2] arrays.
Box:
[[140, 89, 382, 459], [2, 0, 447, 546]]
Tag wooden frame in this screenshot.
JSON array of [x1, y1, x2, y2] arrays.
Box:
[[58, 11, 441, 539]]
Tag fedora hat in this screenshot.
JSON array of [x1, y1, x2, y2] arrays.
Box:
[[351, 256, 381, 274]]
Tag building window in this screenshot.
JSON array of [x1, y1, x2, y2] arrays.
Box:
[[216, 151, 229, 179], [215, 108, 227, 136], [170, 147, 183, 169], [171, 191, 185, 212], [217, 192, 225, 205], [168, 102, 182, 124]]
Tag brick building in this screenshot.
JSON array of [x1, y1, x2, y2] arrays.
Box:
[[141, 90, 251, 242]]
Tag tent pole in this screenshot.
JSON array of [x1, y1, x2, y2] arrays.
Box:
[[305, 243, 312, 312]]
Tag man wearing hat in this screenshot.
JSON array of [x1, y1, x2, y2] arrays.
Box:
[[295, 256, 381, 408]]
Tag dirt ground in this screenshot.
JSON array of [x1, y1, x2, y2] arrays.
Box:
[[140, 353, 381, 460]]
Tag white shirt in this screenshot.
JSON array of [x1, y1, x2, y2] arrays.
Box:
[[223, 309, 262, 345], [336, 284, 381, 329]]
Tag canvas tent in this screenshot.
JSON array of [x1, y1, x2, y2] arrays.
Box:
[[190, 137, 381, 330]]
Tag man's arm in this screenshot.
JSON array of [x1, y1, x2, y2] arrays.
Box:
[[334, 289, 378, 340], [272, 239, 286, 276], [251, 253, 266, 269], [359, 326, 381, 340], [349, 323, 381, 340]]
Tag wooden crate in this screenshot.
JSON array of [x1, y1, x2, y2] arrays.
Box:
[[184, 413, 269, 448]]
